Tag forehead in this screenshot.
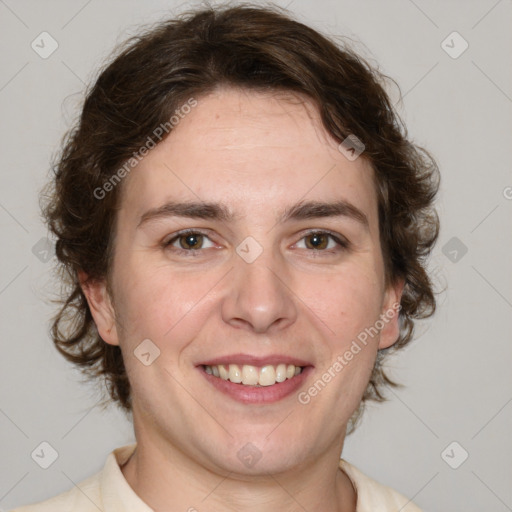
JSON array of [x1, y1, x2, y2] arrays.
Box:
[[166, 87, 343, 164], [119, 87, 378, 227]]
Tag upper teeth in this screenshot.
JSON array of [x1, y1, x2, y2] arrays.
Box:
[[204, 363, 302, 386]]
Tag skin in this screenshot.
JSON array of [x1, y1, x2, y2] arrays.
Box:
[[80, 86, 404, 512]]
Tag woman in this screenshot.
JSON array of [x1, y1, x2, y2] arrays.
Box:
[[12, 4, 439, 511]]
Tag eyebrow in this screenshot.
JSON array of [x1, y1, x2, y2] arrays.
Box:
[[137, 199, 369, 229]]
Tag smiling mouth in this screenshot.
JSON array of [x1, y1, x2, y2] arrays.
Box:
[[202, 363, 303, 387]]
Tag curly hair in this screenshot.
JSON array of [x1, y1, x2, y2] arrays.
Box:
[[43, 2, 439, 426]]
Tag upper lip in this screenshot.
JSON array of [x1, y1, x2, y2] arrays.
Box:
[[198, 354, 313, 367]]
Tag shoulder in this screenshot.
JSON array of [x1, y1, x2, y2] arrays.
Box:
[[340, 459, 422, 512], [9, 444, 139, 512], [9, 471, 102, 512]]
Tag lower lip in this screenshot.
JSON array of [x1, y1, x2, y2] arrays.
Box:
[[198, 366, 313, 404]]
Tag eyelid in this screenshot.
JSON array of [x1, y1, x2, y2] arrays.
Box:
[[163, 228, 216, 248], [293, 229, 350, 251], [163, 228, 350, 255], [163, 227, 211, 242]]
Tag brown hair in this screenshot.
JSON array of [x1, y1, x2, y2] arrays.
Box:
[[44, 3, 439, 426]]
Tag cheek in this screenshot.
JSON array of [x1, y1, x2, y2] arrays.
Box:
[[113, 266, 211, 399], [112, 232, 385, 351], [112, 255, 217, 348], [304, 270, 382, 406], [301, 263, 384, 341]]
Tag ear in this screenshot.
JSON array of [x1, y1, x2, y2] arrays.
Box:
[[78, 270, 119, 346], [378, 278, 405, 350]]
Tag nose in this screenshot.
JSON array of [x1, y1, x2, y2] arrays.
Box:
[[221, 247, 298, 333]]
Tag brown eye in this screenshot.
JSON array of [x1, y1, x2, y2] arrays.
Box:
[[164, 230, 215, 254], [295, 231, 349, 254], [304, 232, 329, 250], [178, 233, 204, 250]]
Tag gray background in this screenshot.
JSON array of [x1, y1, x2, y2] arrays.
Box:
[[1, 0, 511, 510]]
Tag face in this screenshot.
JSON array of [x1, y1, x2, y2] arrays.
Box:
[[83, 87, 402, 476]]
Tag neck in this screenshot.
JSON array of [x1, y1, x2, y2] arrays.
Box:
[[121, 435, 357, 512]]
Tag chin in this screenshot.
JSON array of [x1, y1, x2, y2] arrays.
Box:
[[201, 432, 308, 476]]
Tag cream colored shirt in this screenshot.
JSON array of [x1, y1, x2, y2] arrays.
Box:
[[11, 444, 421, 511]]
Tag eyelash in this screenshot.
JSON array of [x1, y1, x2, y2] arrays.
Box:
[[163, 228, 349, 257]]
